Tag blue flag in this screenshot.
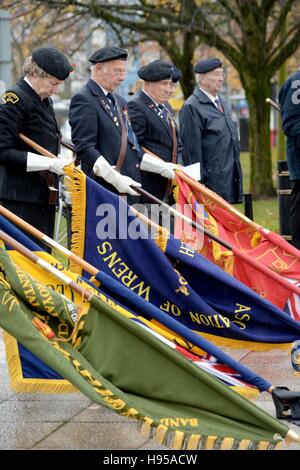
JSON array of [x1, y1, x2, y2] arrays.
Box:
[[0, 214, 265, 395], [65, 167, 300, 348]]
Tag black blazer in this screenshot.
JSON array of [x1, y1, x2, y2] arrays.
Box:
[[69, 79, 142, 200], [0, 78, 60, 203], [128, 90, 182, 200]]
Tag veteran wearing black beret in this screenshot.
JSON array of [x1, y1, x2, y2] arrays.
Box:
[[0, 46, 73, 241], [127, 59, 182, 205], [179, 57, 243, 204], [69, 49, 178, 206]]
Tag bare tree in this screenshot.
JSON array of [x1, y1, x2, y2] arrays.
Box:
[[5, 0, 300, 197]]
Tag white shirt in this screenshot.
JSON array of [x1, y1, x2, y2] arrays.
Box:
[[199, 87, 219, 108], [24, 76, 34, 89], [91, 79, 110, 97], [141, 89, 160, 107]]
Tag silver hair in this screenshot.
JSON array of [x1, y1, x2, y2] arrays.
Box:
[[23, 56, 52, 78]]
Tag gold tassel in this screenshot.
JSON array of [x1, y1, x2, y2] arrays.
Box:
[[205, 435, 217, 450], [200, 331, 291, 351], [153, 228, 169, 253], [257, 441, 270, 450], [172, 184, 179, 202], [64, 166, 87, 275], [155, 424, 168, 445], [171, 430, 184, 450], [220, 437, 235, 450], [238, 439, 251, 450], [274, 441, 283, 450], [186, 434, 201, 450], [140, 421, 152, 439]]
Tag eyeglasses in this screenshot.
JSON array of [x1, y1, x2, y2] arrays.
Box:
[[112, 69, 127, 78], [161, 80, 179, 89]]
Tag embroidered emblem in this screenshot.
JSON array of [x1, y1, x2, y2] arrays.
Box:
[[2, 92, 19, 104]]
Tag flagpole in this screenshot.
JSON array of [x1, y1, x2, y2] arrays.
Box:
[[1, 228, 300, 443], [0, 230, 93, 302], [0, 204, 99, 279], [177, 169, 300, 261], [133, 185, 300, 298], [15, 134, 300, 298], [143, 144, 300, 262]]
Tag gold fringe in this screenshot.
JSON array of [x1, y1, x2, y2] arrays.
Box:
[[64, 166, 86, 275], [140, 421, 152, 439], [257, 441, 270, 450], [200, 331, 291, 351], [238, 439, 251, 450], [274, 441, 283, 450], [205, 435, 217, 449], [172, 183, 179, 202], [231, 386, 259, 401], [155, 424, 168, 445], [220, 437, 235, 450], [3, 331, 77, 394], [139, 425, 281, 451], [153, 228, 169, 253], [186, 434, 201, 450], [171, 430, 185, 450]]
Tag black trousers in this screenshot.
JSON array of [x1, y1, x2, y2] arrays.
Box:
[[290, 180, 300, 250], [0, 199, 56, 252]]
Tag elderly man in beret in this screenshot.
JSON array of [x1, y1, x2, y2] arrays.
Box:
[[179, 58, 243, 204], [0, 46, 73, 240], [127, 59, 183, 202], [69, 47, 177, 205]]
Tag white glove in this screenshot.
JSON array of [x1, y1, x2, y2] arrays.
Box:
[[140, 152, 179, 179], [93, 155, 141, 196], [26, 152, 73, 175]]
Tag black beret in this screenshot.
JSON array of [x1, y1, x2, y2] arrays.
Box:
[[89, 46, 128, 64], [138, 60, 181, 82], [171, 66, 181, 83], [32, 47, 72, 80], [194, 58, 223, 74]]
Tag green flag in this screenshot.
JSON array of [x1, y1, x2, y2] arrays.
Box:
[[0, 245, 291, 450]]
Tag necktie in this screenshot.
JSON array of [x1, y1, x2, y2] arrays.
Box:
[[107, 92, 116, 108], [215, 97, 224, 113], [158, 104, 168, 121]]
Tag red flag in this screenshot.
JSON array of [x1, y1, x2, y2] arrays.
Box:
[[174, 173, 300, 314]]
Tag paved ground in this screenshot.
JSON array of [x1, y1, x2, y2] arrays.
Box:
[[0, 329, 299, 451]]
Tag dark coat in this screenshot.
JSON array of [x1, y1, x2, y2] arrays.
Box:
[[278, 70, 300, 180], [179, 88, 243, 203], [0, 78, 60, 204], [69, 79, 142, 202], [128, 90, 182, 200]]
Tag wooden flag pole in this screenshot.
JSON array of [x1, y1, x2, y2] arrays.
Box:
[[15, 135, 300, 298], [0, 229, 92, 302], [143, 145, 300, 262], [2, 228, 300, 437], [133, 184, 300, 298], [177, 169, 300, 261], [19, 133, 56, 158], [0, 204, 98, 279]]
